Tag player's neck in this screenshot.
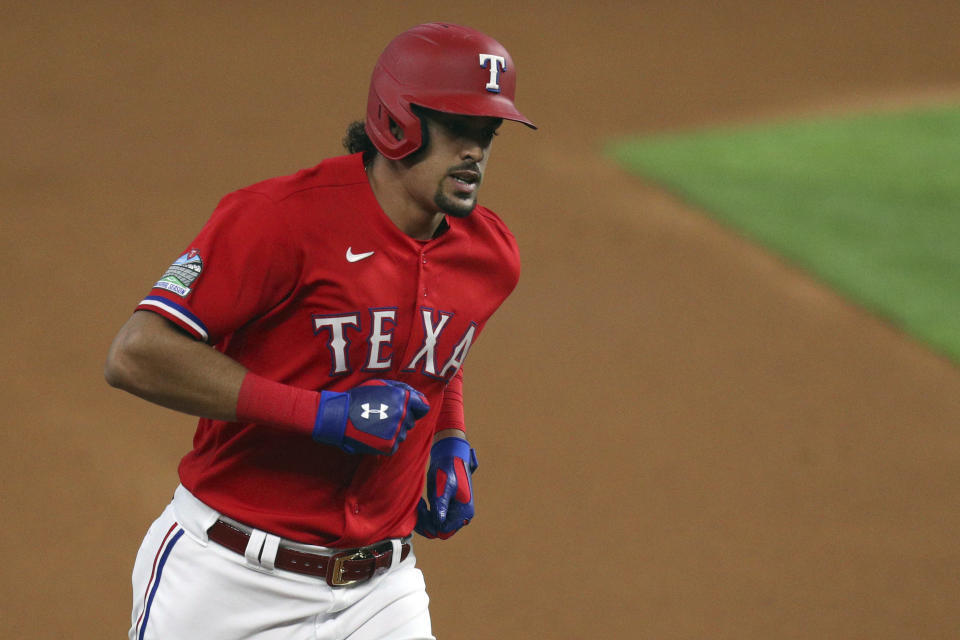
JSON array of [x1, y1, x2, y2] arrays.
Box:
[[366, 155, 445, 241]]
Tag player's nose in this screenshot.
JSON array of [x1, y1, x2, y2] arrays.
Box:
[[459, 138, 486, 162]]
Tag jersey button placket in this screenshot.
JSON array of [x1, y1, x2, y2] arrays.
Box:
[[419, 249, 428, 299]]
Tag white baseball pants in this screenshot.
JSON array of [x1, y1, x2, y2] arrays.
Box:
[[129, 485, 435, 640]]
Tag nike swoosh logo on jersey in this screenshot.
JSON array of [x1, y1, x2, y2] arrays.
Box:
[[346, 247, 375, 262]]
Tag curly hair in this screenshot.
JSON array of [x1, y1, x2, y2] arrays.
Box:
[[342, 120, 377, 156]]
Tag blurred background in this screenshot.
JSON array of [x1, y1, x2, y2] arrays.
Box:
[[3, 2, 960, 638]]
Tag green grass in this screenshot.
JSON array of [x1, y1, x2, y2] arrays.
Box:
[[607, 105, 960, 364]]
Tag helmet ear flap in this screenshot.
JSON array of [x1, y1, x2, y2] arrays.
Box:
[[364, 85, 423, 160]]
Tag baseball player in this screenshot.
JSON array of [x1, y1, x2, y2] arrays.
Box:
[[104, 22, 535, 640]]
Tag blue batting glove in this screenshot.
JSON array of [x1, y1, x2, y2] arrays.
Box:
[[415, 437, 478, 539], [312, 380, 429, 455]]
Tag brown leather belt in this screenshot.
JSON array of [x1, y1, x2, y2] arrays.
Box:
[[207, 519, 410, 587]]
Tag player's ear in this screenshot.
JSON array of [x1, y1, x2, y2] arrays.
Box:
[[389, 117, 404, 141], [405, 106, 431, 159]]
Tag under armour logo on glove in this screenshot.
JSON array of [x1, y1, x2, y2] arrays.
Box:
[[361, 403, 389, 420], [312, 380, 429, 455], [415, 437, 478, 540]]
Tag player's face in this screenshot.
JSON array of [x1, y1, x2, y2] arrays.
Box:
[[408, 112, 502, 218]]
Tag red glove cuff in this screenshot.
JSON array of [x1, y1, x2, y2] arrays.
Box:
[[236, 372, 320, 436], [436, 369, 465, 433]]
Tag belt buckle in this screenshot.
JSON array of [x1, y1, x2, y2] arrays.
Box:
[[328, 548, 370, 587]]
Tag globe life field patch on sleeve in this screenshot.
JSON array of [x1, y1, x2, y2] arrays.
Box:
[[155, 249, 203, 297]]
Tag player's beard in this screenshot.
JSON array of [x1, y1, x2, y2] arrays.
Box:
[[435, 163, 481, 218], [434, 189, 477, 218]]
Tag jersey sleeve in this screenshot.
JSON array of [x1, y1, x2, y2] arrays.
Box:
[[435, 367, 466, 435], [136, 189, 300, 344]]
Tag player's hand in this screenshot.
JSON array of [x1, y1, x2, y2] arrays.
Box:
[[312, 380, 429, 455], [415, 437, 478, 539]]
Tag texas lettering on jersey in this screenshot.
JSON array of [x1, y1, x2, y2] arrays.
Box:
[[312, 308, 476, 381]]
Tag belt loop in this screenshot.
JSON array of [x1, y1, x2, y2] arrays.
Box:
[[260, 534, 281, 571], [389, 539, 402, 569], [244, 529, 267, 567]]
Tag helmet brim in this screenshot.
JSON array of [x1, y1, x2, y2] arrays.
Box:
[[405, 92, 537, 130]]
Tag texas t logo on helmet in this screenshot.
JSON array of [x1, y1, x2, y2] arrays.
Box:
[[479, 53, 506, 92], [365, 22, 536, 160]]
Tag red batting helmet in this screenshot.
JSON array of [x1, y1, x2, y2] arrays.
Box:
[[365, 22, 536, 160]]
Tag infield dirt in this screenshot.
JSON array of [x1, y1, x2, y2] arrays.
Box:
[[3, 2, 960, 638]]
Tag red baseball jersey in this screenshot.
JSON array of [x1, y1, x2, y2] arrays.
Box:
[[136, 152, 520, 547]]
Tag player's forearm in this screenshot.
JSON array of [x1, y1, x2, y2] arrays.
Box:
[[433, 428, 466, 443], [105, 312, 427, 452], [105, 310, 245, 421]]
